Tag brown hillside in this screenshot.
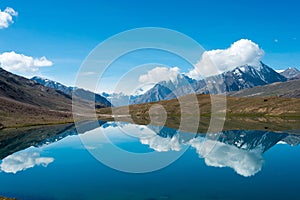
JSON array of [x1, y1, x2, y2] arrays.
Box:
[[98, 94, 300, 132]]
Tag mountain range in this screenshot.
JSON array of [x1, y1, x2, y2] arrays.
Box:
[[0, 68, 111, 128], [0, 68, 74, 128], [0, 61, 299, 128], [99, 64, 299, 105], [31, 76, 111, 108], [280, 67, 300, 80], [112, 62, 297, 105], [229, 67, 300, 98], [1, 119, 299, 177], [102, 122, 300, 177], [0, 68, 72, 111], [198, 62, 287, 93], [35, 62, 297, 107]]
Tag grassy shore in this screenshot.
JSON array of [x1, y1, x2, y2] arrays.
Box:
[[99, 94, 300, 117], [1, 94, 300, 131], [0, 96, 74, 129], [98, 94, 300, 132]]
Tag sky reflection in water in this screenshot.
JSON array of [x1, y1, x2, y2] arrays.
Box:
[[0, 121, 299, 200]]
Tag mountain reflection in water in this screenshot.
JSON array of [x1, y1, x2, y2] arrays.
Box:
[[0, 121, 299, 177]]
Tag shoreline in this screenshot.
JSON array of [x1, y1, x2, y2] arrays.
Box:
[[0, 119, 75, 131], [98, 114, 300, 133], [1, 114, 299, 133], [1, 95, 299, 131]]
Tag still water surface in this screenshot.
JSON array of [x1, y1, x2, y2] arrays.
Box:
[[0, 121, 299, 200]]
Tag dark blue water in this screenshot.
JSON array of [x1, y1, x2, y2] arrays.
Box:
[[0, 122, 299, 200]]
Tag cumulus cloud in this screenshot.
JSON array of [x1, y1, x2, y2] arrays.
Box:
[[188, 39, 265, 79], [138, 66, 180, 85], [119, 123, 184, 152], [140, 133, 182, 152], [101, 122, 183, 152], [99, 122, 266, 177], [0, 7, 18, 29], [0, 149, 54, 174], [0, 51, 53, 73], [190, 139, 264, 177]]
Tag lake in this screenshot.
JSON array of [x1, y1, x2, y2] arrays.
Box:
[[0, 121, 299, 200]]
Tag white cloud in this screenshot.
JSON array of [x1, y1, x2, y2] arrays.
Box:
[[108, 123, 263, 177], [97, 122, 265, 177], [0, 7, 18, 29], [116, 123, 183, 152], [0, 51, 53, 73], [275, 69, 285, 73], [190, 139, 264, 177], [188, 39, 265, 79], [140, 132, 182, 152], [99, 122, 183, 152], [0, 148, 54, 174], [138, 66, 180, 85]]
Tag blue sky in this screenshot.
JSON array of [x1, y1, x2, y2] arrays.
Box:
[[0, 0, 300, 92]]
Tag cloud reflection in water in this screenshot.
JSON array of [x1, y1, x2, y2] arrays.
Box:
[[0, 147, 54, 174]]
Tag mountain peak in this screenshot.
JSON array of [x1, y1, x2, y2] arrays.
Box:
[[217, 62, 286, 92], [32, 76, 46, 80], [287, 67, 298, 70], [280, 67, 300, 79]]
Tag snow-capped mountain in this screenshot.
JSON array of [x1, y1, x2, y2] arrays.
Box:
[[282, 134, 300, 146], [132, 74, 197, 104], [197, 62, 287, 94], [280, 67, 300, 80], [143, 126, 291, 154], [215, 130, 288, 153], [31, 76, 73, 95], [131, 84, 174, 104], [101, 92, 133, 107], [133, 62, 287, 104], [132, 84, 155, 96], [103, 74, 197, 105], [102, 121, 299, 177], [31, 76, 111, 108]]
